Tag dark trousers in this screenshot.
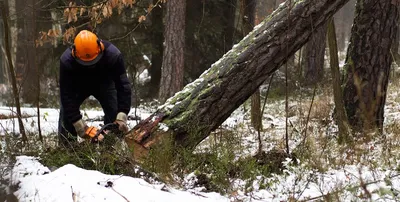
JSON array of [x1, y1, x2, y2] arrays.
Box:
[[58, 87, 118, 146]]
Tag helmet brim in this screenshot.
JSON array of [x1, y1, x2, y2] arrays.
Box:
[[75, 52, 104, 66]]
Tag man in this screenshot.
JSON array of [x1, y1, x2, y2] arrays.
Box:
[[58, 30, 132, 145]]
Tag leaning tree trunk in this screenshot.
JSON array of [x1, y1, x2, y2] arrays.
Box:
[[126, 0, 351, 159], [342, 0, 399, 134]]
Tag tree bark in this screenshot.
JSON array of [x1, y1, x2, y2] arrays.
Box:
[[392, 22, 400, 66], [302, 22, 328, 85], [31, 0, 42, 142], [327, 18, 351, 143], [241, 0, 262, 131], [14, 0, 38, 105], [126, 0, 351, 159], [158, 0, 186, 103], [1, 1, 27, 142], [342, 0, 399, 133], [8, 0, 16, 68]]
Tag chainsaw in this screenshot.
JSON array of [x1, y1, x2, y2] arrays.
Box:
[[84, 123, 124, 143]]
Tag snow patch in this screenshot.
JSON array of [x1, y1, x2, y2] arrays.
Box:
[[12, 157, 228, 202], [138, 69, 151, 85]]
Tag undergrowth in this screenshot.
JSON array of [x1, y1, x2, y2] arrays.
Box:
[[2, 71, 400, 200], [137, 128, 292, 195], [39, 134, 138, 177]]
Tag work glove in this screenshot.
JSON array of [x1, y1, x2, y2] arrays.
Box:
[[73, 119, 104, 142], [114, 112, 129, 133]]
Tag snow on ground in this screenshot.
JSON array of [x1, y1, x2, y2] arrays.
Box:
[[10, 156, 228, 202], [0, 106, 151, 138], [3, 80, 400, 201], [6, 151, 400, 201]]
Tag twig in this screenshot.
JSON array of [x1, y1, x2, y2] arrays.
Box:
[[111, 187, 130, 202], [71, 186, 77, 202], [257, 73, 274, 153], [100, 177, 129, 202], [299, 173, 400, 201], [284, 0, 293, 155], [300, 6, 318, 148], [109, 0, 163, 41], [301, 83, 317, 146]]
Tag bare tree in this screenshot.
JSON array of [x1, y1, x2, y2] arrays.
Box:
[[1, 0, 27, 142], [7, 0, 16, 65], [30, 0, 42, 141], [15, 0, 39, 105], [223, 0, 237, 52], [159, 0, 186, 102], [342, 0, 399, 134], [240, 0, 262, 131], [302, 22, 328, 85]]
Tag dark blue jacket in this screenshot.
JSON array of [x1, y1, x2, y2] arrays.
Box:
[[59, 40, 131, 124]]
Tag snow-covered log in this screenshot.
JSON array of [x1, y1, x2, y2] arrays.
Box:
[[125, 0, 350, 159]]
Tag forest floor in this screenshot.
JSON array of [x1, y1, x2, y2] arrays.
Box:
[[2, 70, 400, 201]]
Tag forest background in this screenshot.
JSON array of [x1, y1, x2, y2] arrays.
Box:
[[2, 0, 400, 201]]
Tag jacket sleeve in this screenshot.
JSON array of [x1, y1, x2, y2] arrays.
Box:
[[60, 61, 82, 123], [113, 54, 132, 116]]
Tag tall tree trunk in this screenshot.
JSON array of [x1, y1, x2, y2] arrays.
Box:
[[1, 0, 17, 85], [241, 0, 261, 131], [15, 0, 25, 97], [1, 1, 27, 142], [17, 0, 38, 105], [31, 0, 42, 142], [158, 0, 186, 103], [8, 0, 16, 68], [342, 0, 399, 133], [148, 1, 163, 99], [126, 0, 351, 159], [302, 22, 328, 85], [327, 18, 351, 143], [223, 0, 237, 51]]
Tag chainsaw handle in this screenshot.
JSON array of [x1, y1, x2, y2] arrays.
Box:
[[91, 123, 119, 142]]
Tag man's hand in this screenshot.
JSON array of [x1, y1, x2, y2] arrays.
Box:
[[73, 119, 104, 141], [114, 112, 129, 133], [85, 126, 104, 142], [73, 119, 88, 138]]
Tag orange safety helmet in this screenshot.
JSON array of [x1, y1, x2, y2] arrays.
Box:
[[71, 30, 105, 66]]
